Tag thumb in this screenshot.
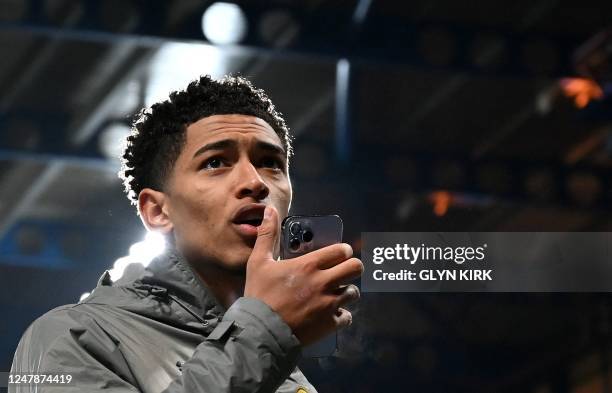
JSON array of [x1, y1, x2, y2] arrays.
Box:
[[250, 205, 280, 263]]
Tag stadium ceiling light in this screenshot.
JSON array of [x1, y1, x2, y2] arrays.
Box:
[[201, 2, 248, 45]]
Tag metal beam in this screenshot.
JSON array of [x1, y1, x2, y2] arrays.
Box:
[[0, 163, 64, 240], [335, 58, 352, 165], [0, 149, 117, 171]]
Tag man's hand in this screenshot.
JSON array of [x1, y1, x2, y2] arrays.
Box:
[[244, 206, 363, 346]]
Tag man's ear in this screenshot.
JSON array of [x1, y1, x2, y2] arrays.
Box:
[[138, 188, 173, 234]]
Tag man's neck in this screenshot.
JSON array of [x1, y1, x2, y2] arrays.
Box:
[[190, 263, 246, 310]]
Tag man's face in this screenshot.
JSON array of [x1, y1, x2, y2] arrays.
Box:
[[163, 114, 292, 271]]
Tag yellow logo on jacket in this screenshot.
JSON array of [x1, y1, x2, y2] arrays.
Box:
[[296, 388, 308, 393]]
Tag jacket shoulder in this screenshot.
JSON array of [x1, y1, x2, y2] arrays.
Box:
[[17, 304, 82, 349], [11, 303, 140, 391], [12, 303, 105, 364]]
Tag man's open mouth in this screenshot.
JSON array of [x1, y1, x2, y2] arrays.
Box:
[[231, 204, 266, 236], [236, 217, 263, 226]]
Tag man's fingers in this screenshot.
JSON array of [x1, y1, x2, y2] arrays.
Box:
[[302, 243, 353, 269], [333, 307, 353, 328], [323, 257, 364, 288], [334, 284, 360, 308], [250, 206, 280, 263]]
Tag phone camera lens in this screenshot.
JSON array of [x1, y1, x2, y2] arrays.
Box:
[[302, 230, 313, 242], [289, 222, 302, 235], [289, 238, 301, 251]]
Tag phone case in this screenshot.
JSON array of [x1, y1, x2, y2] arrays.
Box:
[[281, 215, 343, 357]]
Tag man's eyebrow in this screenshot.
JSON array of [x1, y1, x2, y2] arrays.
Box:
[[192, 139, 237, 159], [255, 141, 286, 156]]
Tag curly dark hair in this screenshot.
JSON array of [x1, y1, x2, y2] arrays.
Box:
[[119, 75, 292, 205]]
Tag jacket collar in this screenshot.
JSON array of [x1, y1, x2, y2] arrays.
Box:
[[139, 248, 226, 317], [93, 247, 227, 331]]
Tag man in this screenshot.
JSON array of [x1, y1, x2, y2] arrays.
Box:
[[9, 75, 363, 392]]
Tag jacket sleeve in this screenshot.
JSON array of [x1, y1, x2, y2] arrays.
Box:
[[9, 306, 141, 393], [161, 297, 302, 393]]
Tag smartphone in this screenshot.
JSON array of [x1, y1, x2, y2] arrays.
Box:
[[281, 214, 343, 358]]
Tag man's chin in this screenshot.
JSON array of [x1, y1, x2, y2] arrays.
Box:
[[221, 250, 252, 275], [214, 238, 257, 274], [241, 235, 257, 249]]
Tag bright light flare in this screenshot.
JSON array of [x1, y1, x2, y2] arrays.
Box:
[[99, 122, 130, 159], [129, 231, 166, 263], [109, 232, 166, 282], [146, 43, 227, 106]]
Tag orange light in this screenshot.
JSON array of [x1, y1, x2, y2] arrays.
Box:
[[429, 191, 451, 217], [560, 77, 603, 108]]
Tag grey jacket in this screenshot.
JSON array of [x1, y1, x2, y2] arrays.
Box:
[[9, 250, 317, 392]]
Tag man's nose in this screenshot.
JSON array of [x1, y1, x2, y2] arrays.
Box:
[[235, 162, 269, 200]]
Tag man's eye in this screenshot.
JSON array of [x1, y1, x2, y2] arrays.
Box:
[[203, 158, 225, 170], [261, 157, 283, 170]]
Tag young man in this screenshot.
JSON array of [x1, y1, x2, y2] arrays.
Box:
[[9, 75, 363, 392]]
